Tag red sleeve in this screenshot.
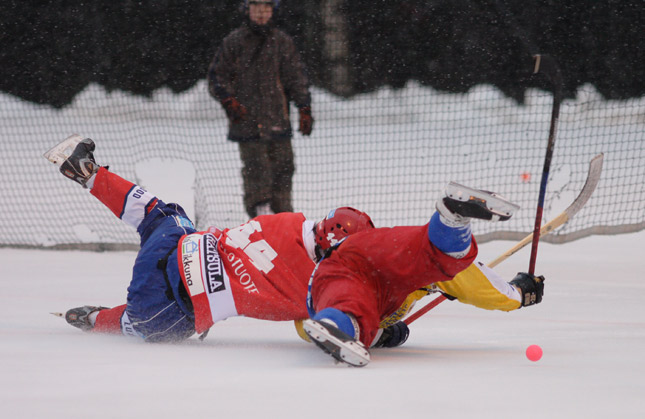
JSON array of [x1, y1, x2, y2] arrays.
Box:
[[92, 305, 126, 334]]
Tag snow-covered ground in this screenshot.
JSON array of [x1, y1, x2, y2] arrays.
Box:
[[1, 229, 643, 418]]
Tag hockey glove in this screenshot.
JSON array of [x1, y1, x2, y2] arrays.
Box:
[[373, 321, 410, 348], [221, 96, 247, 124], [298, 106, 313, 136], [510, 272, 545, 307]]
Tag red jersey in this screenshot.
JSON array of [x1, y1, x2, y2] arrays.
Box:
[[311, 224, 477, 346], [177, 212, 317, 333], [218, 212, 316, 321]]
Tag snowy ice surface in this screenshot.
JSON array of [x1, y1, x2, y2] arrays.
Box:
[[1, 230, 643, 418]]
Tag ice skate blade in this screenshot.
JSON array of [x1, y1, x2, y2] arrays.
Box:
[[43, 134, 85, 166], [446, 181, 520, 219], [303, 319, 370, 367]]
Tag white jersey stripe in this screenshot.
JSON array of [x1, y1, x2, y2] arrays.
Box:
[[120, 187, 156, 229]]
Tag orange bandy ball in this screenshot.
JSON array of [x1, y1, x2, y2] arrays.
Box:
[[526, 344, 543, 361]]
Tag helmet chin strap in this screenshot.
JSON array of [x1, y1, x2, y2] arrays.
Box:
[[312, 222, 323, 262], [314, 245, 323, 263]]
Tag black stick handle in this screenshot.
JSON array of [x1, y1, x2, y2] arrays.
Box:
[[528, 54, 563, 275]]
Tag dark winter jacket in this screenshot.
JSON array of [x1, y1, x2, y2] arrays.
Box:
[[207, 21, 311, 142]]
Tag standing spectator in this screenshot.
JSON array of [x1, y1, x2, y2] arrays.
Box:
[[208, 0, 314, 218]]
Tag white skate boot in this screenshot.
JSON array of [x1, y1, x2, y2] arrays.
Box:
[[438, 182, 519, 222], [303, 319, 371, 367], [44, 134, 100, 188]]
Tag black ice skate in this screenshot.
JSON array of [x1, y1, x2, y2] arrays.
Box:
[[303, 319, 371, 367], [43, 134, 100, 188], [439, 182, 519, 222], [64, 306, 108, 331]]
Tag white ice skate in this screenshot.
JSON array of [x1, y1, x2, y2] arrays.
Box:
[[441, 182, 520, 222], [303, 319, 371, 367], [44, 134, 99, 187], [43, 134, 86, 166]]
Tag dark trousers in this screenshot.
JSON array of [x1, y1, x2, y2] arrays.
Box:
[[238, 140, 295, 217]]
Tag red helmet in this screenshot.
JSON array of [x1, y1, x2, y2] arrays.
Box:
[[315, 207, 375, 250]]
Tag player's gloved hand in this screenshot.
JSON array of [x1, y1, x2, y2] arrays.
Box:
[[222, 96, 247, 124], [373, 321, 410, 348], [510, 272, 545, 307], [298, 106, 313, 136]]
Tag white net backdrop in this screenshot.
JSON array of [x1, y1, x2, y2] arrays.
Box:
[[1, 81, 643, 248]]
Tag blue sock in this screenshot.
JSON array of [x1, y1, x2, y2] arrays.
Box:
[[428, 212, 472, 257], [313, 308, 356, 338]]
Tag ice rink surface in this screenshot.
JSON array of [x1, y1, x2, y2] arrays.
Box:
[[1, 229, 643, 418]]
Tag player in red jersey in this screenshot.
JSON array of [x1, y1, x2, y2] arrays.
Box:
[[303, 182, 545, 367], [45, 135, 374, 342]]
